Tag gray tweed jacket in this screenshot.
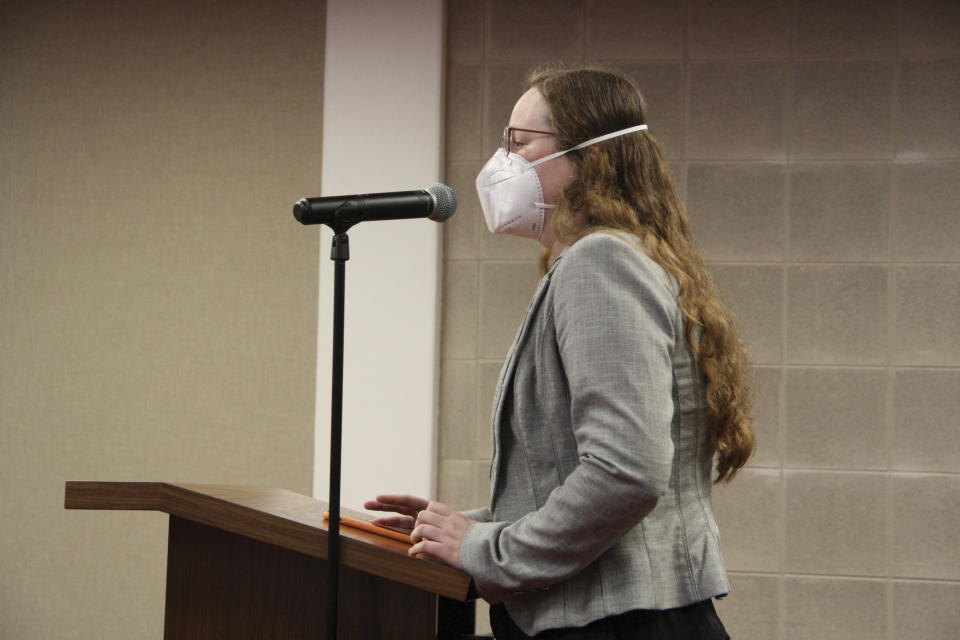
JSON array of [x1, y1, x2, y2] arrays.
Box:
[[459, 231, 730, 636]]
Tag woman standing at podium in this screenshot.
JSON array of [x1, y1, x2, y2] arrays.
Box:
[[366, 65, 753, 639]]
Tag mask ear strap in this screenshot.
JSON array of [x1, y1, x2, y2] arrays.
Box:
[[528, 123, 649, 168]]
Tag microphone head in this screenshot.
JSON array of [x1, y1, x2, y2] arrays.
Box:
[[425, 183, 457, 222], [293, 198, 311, 223]]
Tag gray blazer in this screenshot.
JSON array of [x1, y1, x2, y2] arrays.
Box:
[[459, 231, 730, 636]]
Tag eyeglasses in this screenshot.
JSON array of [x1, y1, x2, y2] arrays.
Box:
[[501, 126, 557, 155]]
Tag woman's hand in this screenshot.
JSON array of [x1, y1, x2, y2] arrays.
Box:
[[364, 495, 475, 569], [409, 501, 474, 569], [363, 494, 430, 535]]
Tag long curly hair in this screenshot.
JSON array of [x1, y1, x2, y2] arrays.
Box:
[[528, 64, 754, 482]]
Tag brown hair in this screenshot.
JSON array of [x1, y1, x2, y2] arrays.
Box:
[[528, 64, 754, 482]]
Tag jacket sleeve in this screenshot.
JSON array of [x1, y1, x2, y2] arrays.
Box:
[[459, 233, 678, 602], [461, 506, 492, 522]]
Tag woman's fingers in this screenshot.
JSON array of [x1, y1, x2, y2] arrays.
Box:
[[409, 501, 453, 531], [409, 538, 444, 559], [409, 538, 459, 568], [370, 515, 415, 531], [424, 500, 453, 516], [377, 494, 430, 510], [364, 503, 418, 517], [363, 495, 465, 558], [411, 501, 460, 541], [414, 509, 445, 528], [364, 494, 430, 518], [406, 501, 471, 570], [410, 522, 446, 544]]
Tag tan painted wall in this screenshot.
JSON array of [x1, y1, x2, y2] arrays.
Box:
[[0, 1, 324, 637], [439, 1, 960, 637]]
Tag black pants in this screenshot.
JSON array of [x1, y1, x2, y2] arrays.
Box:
[[489, 599, 731, 640]]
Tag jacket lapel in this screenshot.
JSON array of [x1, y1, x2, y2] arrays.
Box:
[[487, 264, 558, 500]]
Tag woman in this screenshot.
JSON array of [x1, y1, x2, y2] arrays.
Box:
[[366, 65, 753, 639]]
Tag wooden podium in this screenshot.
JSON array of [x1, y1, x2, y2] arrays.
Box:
[[65, 482, 475, 639]]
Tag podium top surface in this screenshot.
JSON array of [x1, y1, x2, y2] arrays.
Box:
[[65, 481, 471, 601]]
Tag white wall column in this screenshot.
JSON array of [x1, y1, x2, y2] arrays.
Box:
[[315, 0, 445, 510]]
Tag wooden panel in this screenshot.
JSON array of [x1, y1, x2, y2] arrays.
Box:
[[164, 484, 470, 600], [158, 484, 324, 559], [64, 481, 161, 509], [339, 558, 436, 639], [164, 516, 436, 639], [64, 481, 472, 600]]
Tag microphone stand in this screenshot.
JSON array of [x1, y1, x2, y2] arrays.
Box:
[[292, 186, 454, 638], [325, 222, 352, 639]]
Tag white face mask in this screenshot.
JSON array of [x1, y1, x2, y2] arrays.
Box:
[[475, 124, 648, 239]]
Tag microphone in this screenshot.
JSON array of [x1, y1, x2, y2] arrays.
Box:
[[293, 183, 457, 226]]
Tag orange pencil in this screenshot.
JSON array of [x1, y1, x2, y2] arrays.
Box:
[[322, 511, 411, 544]]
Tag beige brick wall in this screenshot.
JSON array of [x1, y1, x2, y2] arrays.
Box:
[[439, 1, 960, 637]]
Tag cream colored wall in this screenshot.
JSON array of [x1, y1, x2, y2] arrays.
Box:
[[0, 1, 324, 638], [315, 0, 445, 514], [440, 1, 960, 638]]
